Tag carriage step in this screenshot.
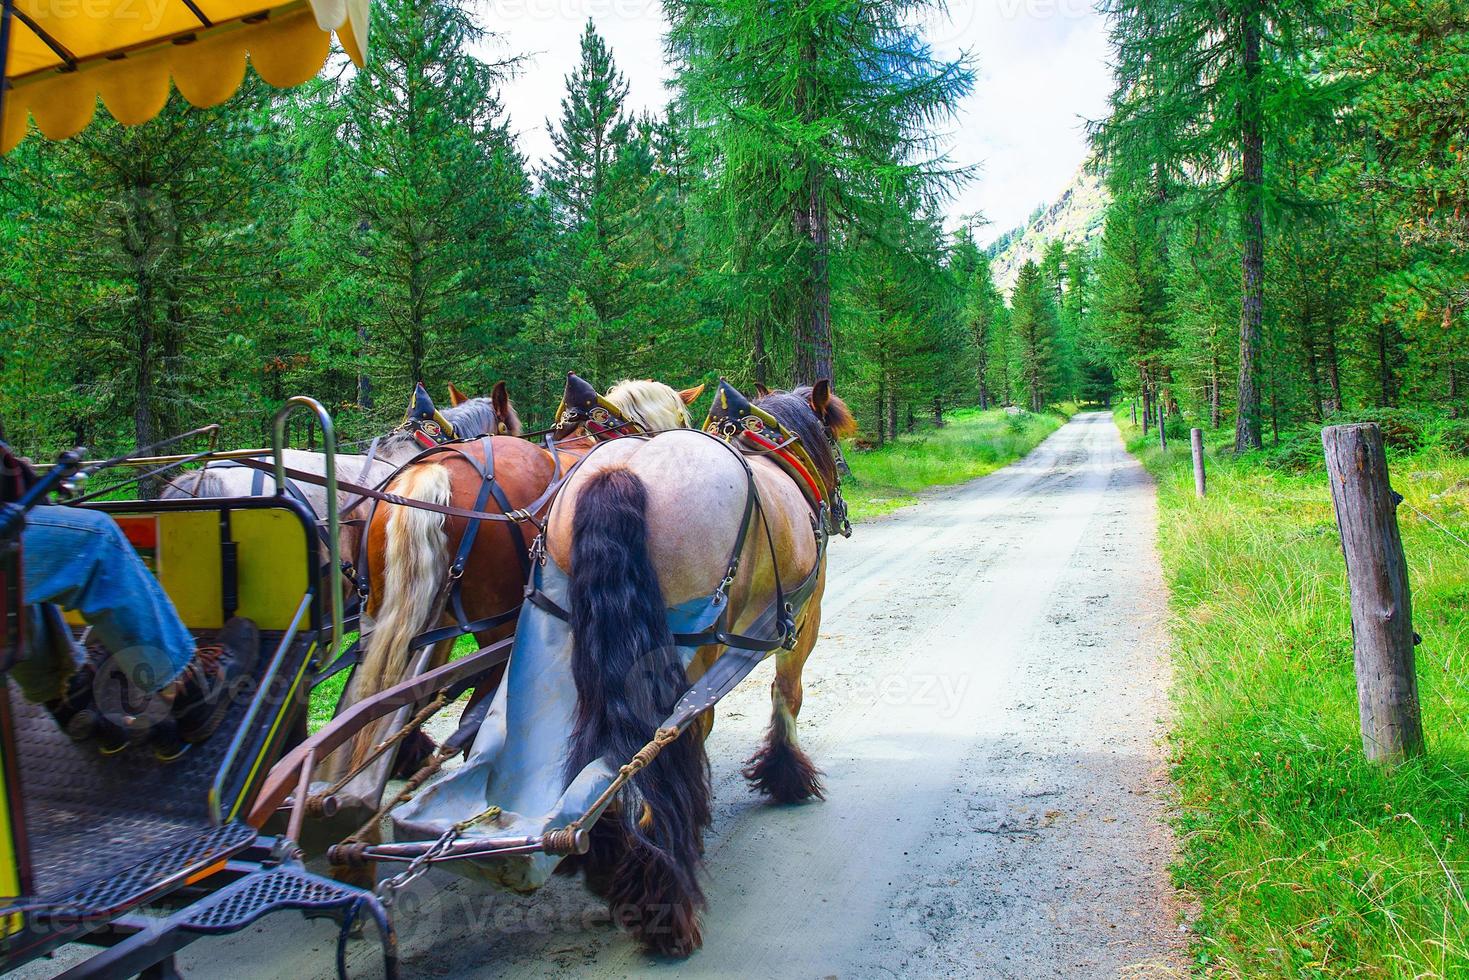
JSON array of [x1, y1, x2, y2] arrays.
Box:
[[177, 863, 372, 935], [37, 821, 258, 922]]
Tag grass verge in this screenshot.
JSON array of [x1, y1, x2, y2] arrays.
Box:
[[843, 405, 1072, 521], [1121, 408, 1469, 977]]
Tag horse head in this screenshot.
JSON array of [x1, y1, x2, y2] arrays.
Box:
[[397, 381, 522, 449], [553, 373, 703, 439], [606, 379, 704, 433]]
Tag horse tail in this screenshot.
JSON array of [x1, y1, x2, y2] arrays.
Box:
[[347, 463, 451, 772], [565, 466, 711, 957]]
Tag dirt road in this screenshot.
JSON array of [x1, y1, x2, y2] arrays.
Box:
[[190, 410, 1184, 978]]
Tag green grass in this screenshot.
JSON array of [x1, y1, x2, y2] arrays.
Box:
[[307, 631, 480, 732], [843, 405, 1072, 520], [1121, 408, 1469, 977]]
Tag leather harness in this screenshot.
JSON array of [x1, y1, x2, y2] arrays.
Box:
[[524, 424, 833, 658]]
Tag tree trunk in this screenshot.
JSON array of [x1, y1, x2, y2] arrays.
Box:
[[1322, 423, 1425, 764], [357, 322, 374, 411], [886, 381, 898, 443], [793, 168, 833, 384], [792, 33, 833, 386], [753, 317, 768, 387], [1234, 2, 1265, 451], [1324, 323, 1343, 415], [1209, 352, 1222, 429], [1377, 319, 1394, 407], [875, 377, 885, 447]]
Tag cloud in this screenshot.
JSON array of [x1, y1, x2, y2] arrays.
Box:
[[478, 0, 1112, 241]]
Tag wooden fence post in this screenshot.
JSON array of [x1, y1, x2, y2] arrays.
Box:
[[1132, 400, 1138, 426], [1191, 428, 1206, 498], [1322, 423, 1425, 764], [1157, 404, 1167, 451]]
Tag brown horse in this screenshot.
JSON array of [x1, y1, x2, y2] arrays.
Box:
[[394, 381, 854, 955], [161, 382, 518, 564], [315, 379, 704, 866]]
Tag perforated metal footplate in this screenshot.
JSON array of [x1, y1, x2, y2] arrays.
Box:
[[40, 822, 256, 920], [8, 629, 283, 902], [178, 865, 366, 934]]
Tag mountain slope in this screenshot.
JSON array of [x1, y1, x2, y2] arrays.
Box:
[[986, 166, 1109, 294]]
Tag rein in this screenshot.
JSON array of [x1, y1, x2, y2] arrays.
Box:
[[229, 454, 557, 527]]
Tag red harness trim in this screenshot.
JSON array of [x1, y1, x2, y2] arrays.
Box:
[[741, 430, 824, 505], [414, 431, 438, 450], [586, 421, 625, 440]]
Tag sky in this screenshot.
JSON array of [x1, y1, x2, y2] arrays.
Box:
[[479, 0, 1114, 244]]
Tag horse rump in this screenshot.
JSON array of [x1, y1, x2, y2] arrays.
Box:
[[565, 466, 711, 957]]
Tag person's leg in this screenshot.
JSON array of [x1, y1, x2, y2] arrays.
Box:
[[21, 506, 195, 693], [10, 602, 84, 704]]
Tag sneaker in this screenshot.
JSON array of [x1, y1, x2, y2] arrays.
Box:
[[44, 661, 98, 740], [44, 656, 133, 752], [160, 618, 260, 748]]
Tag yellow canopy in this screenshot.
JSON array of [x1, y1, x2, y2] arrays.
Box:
[[1, 0, 368, 153]]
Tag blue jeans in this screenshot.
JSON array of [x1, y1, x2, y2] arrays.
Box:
[[14, 506, 195, 703]]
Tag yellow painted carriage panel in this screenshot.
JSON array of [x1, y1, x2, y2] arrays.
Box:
[[0, 742, 20, 936], [229, 509, 310, 631], [63, 507, 311, 633], [158, 512, 225, 630]]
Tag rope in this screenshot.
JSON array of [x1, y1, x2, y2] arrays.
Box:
[[537, 726, 684, 846], [318, 692, 449, 808]]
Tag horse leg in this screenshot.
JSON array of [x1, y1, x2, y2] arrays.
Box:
[[742, 608, 825, 804]]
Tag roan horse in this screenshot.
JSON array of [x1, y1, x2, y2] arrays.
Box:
[[161, 382, 520, 562], [393, 381, 855, 955], [317, 378, 703, 871]]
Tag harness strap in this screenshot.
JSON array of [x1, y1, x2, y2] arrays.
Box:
[[340, 436, 383, 519], [523, 429, 825, 656]]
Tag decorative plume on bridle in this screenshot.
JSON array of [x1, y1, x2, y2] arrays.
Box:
[[401, 382, 459, 447], [552, 372, 639, 439]]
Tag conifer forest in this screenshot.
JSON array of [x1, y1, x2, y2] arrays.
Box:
[[2, 0, 1466, 461]]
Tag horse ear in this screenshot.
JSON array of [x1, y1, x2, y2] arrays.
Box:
[[447, 382, 470, 407], [678, 384, 705, 406], [754, 382, 772, 398], [492, 381, 512, 419], [810, 379, 832, 418]]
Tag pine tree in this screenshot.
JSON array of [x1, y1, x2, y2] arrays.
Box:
[[1093, 192, 1172, 423], [292, 0, 533, 403], [666, 0, 974, 383], [956, 233, 1005, 409], [1010, 260, 1061, 412], [1096, 0, 1331, 449], [543, 20, 631, 235], [0, 82, 295, 458]]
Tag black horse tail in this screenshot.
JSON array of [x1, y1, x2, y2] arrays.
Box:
[[565, 466, 711, 957]]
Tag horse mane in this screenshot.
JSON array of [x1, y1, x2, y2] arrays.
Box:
[[606, 380, 691, 433], [378, 395, 515, 456], [754, 386, 855, 493], [160, 466, 231, 499]]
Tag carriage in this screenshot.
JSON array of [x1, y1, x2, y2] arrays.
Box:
[[0, 378, 850, 976], [0, 399, 405, 977], [2, 0, 856, 967]]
